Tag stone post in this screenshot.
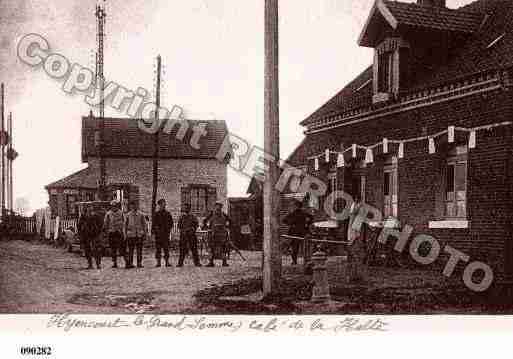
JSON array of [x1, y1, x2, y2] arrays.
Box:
[[311, 248, 331, 303]]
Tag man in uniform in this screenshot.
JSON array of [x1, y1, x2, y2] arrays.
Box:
[[78, 205, 104, 269], [103, 200, 126, 268], [177, 204, 201, 267], [284, 200, 313, 265], [203, 202, 231, 267], [124, 200, 148, 269], [152, 198, 174, 267]]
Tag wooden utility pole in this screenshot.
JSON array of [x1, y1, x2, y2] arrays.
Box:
[[151, 55, 162, 224], [263, 0, 282, 296]]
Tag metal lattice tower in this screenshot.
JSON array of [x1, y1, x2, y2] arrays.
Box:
[[95, 1, 107, 199]]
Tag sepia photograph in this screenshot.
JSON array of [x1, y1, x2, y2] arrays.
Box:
[[1, 0, 513, 353]]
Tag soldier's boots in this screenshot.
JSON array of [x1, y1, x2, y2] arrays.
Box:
[[222, 260, 229, 267], [165, 259, 171, 267], [95, 257, 102, 270], [155, 259, 162, 268], [87, 258, 94, 270]]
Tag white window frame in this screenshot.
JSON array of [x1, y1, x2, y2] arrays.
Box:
[[444, 146, 468, 220], [383, 156, 398, 218]]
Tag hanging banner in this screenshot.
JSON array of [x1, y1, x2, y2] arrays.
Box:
[[337, 153, 345, 168], [448, 126, 455, 143], [325, 148, 330, 163], [469, 130, 476, 149], [352, 144, 357, 158], [429, 137, 436, 154], [398, 142, 404, 159], [383, 138, 388, 154], [365, 148, 374, 164], [314, 157, 319, 171]]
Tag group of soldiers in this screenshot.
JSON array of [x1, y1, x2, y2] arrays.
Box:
[[77, 198, 232, 270]]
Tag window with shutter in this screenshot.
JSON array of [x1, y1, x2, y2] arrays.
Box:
[[378, 51, 393, 93], [445, 146, 467, 219], [383, 156, 398, 218], [181, 185, 217, 217]]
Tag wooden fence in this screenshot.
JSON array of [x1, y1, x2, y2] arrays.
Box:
[[11, 216, 36, 235]]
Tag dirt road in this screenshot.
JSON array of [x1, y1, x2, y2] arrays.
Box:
[[0, 240, 261, 313]]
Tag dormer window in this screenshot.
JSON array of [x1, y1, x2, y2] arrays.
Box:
[[377, 51, 393, 93], [373, 37, 409, 104]]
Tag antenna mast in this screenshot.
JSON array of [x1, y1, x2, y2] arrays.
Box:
[[95, 1, 107, 200]]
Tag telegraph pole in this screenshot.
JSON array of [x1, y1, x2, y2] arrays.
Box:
[[263, 0, 282, 296], [0, 84, 5, 220], [7, 112, 12, 212], [95, 1, 107, 200], [151, 55, 162, 224]]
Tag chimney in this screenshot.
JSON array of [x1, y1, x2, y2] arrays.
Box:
[[417, 0, 446, 7]]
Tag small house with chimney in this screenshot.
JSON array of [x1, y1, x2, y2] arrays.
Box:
[[46, 116, 229, 222]]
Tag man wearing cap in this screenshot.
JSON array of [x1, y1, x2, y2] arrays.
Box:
[[124, 200, 148, 269], [203, 202, 231, 267], [284, 200, 313, 265], [104, 200, 126, 268], [177, 203, 201, 267], [77, 205, 104, 269], [152, 199, 174, 267]]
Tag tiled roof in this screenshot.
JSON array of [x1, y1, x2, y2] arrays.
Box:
[[385, 1, 483, 33], [301, 0, 513, 126], [46, 167, 97, 189], [82, 117, 228, 160]]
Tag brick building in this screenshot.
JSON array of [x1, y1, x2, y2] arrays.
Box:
[[46, 116, 228, 222], [284, 0, 513, 280]]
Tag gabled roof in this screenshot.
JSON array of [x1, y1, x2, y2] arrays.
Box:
[[359, 0, 483, 47], [82, 117, 228, 161], [302, 0, 513, 127], [46, 167, 97, 190]]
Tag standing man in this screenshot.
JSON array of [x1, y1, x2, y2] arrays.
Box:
[[204, 202, 231, 267], [283, 200, 313, 265], [152, 198, 173, 267], [78, 205, 104, 269], [177, 204, 201, 267], [124, 200, 148, 269], [104, 200, 126, 268]]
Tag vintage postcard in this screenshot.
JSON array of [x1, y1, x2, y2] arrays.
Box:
[[1, 0, 513, 356]]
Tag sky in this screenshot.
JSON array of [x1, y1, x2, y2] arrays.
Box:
[[0, 0, 474, 214]]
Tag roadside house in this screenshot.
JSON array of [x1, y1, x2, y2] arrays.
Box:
[[285, 0, 513, 281], [46, 116, 229, 223]]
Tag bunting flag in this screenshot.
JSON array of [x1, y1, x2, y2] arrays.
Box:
[[429, 137, 436, 154], [337, 152, 345, 168], [365, 148, 374, 164], [448, 126, 455, 143], [469, 130, 476, 149], [309, 121, 511, 168]]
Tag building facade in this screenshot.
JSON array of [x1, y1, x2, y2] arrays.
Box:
[[46, 116, 229, 223], [283, 0, 513, 281]]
